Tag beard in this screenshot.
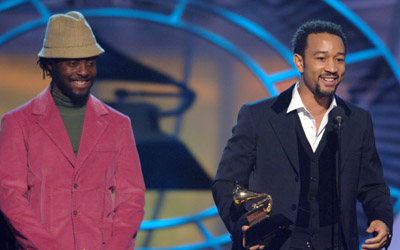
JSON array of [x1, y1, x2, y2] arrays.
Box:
[[52, 76, 92, 106], [315, 82, 339, 98]]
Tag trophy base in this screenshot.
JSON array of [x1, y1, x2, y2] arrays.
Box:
[[244, 214, 293, 249]]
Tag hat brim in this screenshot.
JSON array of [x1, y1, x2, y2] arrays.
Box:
[[38, 43, 104, 58]]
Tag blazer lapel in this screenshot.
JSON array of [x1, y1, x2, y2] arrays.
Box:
[[269, 85, 300, 175], [32, 88, 77, 167], [335, 96, 352, 174], [76, 95, 108, 170]]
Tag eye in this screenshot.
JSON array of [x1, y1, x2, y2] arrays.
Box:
[[316, 57, 325, 61], [68, 61, 78, 67], [88, 61, 96, 67], [337, 58, 345, 62]]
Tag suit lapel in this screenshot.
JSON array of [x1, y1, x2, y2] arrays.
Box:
[[269, 85, 300, 174], [32, 88, 77, 167], [76, 95, 108, 170], [335, 96, 352, 174]]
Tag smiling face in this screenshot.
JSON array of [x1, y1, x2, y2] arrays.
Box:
[[294, 32, 346, 100], [49, 57, 97, 104]]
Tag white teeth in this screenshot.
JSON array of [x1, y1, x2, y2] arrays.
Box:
[[323, 78, 334, 82], [74, 81, 86, 85]]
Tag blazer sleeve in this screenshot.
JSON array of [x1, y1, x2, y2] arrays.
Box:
[[0, 113, 62, 250], [103, 117, 146, 250], [357, 112, 393, 246], [212, 104, 256, 247]]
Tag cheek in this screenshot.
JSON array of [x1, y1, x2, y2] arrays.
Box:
[[59, 68, 74, 78], [304, 69, 317, 80], [339, 67, 346, 75], [90, 68, 97, 77]]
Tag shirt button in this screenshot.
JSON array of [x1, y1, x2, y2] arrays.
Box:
[[74, 184, 79, 188], [312, 157, 317, 163], [310, 177, 317, 182], [73, 210, 78, 215]]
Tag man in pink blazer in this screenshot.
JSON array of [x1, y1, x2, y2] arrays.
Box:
[[0, 11, 145, 250]]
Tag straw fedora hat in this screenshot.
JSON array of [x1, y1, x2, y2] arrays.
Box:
[[38, 11, 104, 58]]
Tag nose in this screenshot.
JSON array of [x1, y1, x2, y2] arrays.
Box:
[[325, 58, 338, 74], [77, 62, 89, 77]]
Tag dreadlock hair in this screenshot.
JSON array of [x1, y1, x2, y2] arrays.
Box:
[[37, 57, 56, 79]]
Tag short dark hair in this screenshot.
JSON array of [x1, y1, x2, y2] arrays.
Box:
[[292, 20, 347, 58], [37, 57, 55, 79]]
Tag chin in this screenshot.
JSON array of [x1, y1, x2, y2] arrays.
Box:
[[70, 92, 90, 105], [316, 84, 338, 97], [316, 89, 335, 98]]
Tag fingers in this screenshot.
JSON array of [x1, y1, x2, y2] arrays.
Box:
[[242, 226, 248, 248], [361, 240, 386, 250], [361, 231, 387, 250], [361, 220, 389, 249], [366, 220, 389, 236], [249, 245, 264, 250]]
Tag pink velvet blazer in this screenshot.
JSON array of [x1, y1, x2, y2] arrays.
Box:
[[0, 88, 145, 250]]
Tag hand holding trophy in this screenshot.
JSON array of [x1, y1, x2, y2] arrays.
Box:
[[233, 183, 293, 249]]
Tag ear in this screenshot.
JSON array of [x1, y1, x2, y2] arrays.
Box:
[[293, 53, 304, 73], [47, 62, 53, 71]]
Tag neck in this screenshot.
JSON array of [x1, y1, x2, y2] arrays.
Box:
[[298, 82, 332, 117]]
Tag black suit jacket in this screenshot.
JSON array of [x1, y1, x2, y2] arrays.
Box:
[[212, 85, 393, 250]]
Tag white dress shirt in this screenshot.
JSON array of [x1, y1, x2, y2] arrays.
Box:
[[286, 82, 337, 152]]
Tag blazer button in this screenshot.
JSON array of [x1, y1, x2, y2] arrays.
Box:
[[291, 204, 297, 211], [73, 210, 78, 215], [74, 183, 79, 188]]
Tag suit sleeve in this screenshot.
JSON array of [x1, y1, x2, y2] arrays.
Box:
[[357, 112, 393, 247], [104, 117, 145, 250], [0, 113, 62, 250], [212, 104, 256, 247]]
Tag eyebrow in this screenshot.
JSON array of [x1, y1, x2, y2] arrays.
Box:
[[313, 51, 346, 56]]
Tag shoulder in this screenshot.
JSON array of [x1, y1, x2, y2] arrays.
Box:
[[335, 96, 374, 135], [243, 84, 294, 114], [245, 96, 278, 110], [240, 86, 292, 120], [1, 95, 40, 122], [89, 95, 131, 125], [238, 97, 276, 118], [336, 96, 371, 121]]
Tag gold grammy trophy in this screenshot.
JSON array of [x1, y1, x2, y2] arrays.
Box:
[[233, 183, 293, 248]]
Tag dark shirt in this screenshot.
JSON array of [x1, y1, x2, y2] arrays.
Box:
[[51, 85, 87, 156]]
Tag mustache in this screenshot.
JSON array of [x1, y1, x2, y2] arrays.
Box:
[[70, 77, 92, 81], [320, 73, 338, 78]]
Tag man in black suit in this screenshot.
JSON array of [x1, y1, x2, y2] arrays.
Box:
[[212, 20, 393, 250]]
